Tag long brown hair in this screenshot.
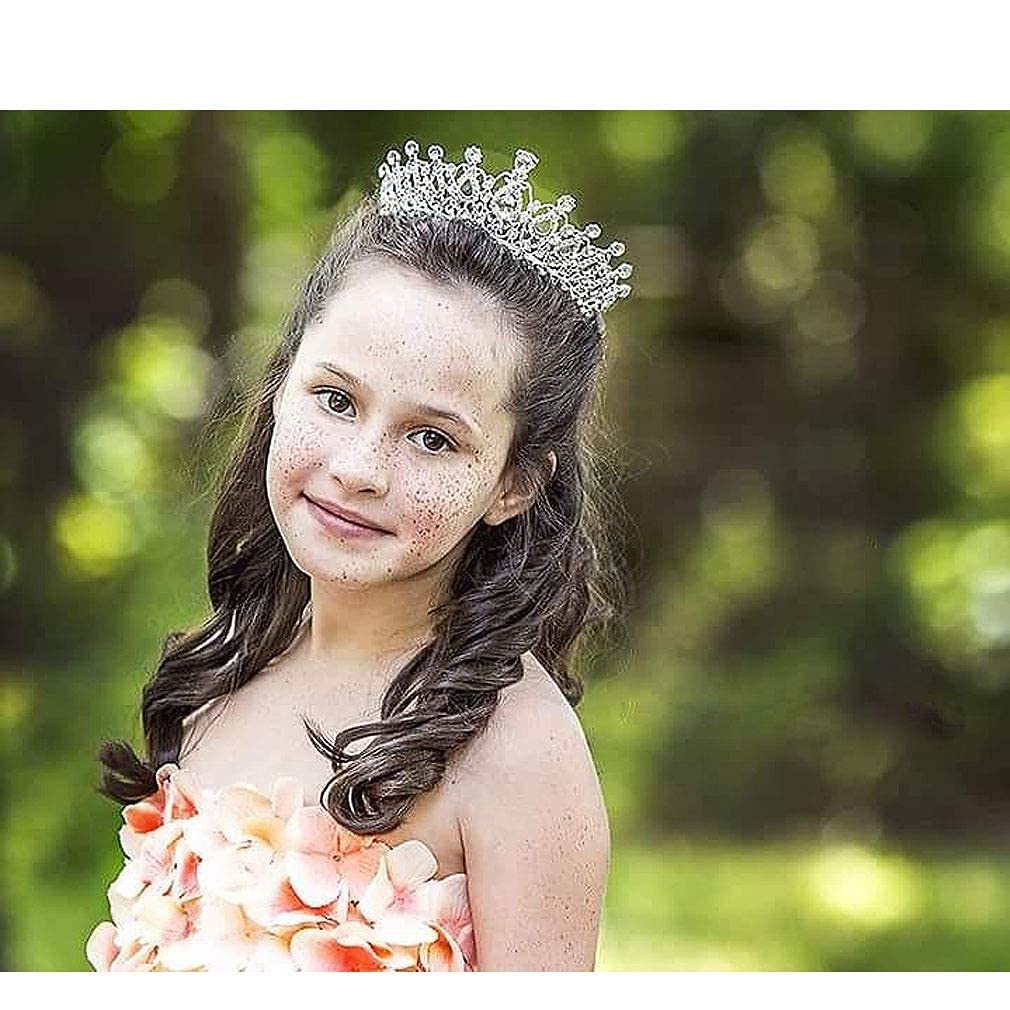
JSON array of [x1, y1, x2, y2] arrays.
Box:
[[97, 188, 633, 834]]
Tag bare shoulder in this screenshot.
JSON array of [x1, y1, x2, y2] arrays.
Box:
[[454, 650, 609, 836], [452, 651, 612, 969]]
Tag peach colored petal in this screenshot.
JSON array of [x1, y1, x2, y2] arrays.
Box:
[[430, 873, 470, 924], [247, 933, 297, 972], [243, 814, 288, 849], [108, 882, 166, 950], [159, 935, 256, 971], [109, 937, 159, 972], [192, 894, 248, 940], [420, 872, 472, 950], [117, 820, 183, 899], [283, 806, 372, 856], [386, 839, 438, 890], [197, 837, 277, 902], [86, 921, 118, 971], [164, 766, 201, 820], [357, 852, 394, 922], [420, 921, 467, 972], [357, 848, 435, 924], [118, 823, 145, 860], [141, 818, 184, 862], [322, 920, 418, 969], [368, 909, 438, 947], [289, 924, 388, 971], [285, 851, 345, 907], [283, 806, 340, 853], [131, 890, 188, 945], [242, 872, 347, 929], [457, 922, 475, 968], [122, 799, 163, 835], [216, 783, 276, 842], [109, 857, 147, 901], [157, 936, 218, 971], [170, 836, 201, 901], [157, 896, 260, 971], [180, 810, 230, 860], [271, 777, 304, 820], [376, 945, 421, 971], [335, 844, 386, 902]]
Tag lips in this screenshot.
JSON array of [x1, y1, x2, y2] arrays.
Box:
[[302, 494, 390, 533]]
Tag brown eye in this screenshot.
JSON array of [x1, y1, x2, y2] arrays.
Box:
[[409, 429, 455, 456], [321, 390, 353, 415]]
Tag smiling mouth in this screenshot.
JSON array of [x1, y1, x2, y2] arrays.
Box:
[[302, 494, 392, 536]]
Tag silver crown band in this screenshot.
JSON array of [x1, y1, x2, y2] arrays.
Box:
[[375, 139, 633, 318]]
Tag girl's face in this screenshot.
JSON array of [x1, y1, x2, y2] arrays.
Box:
[[266, 256, 525, 590]]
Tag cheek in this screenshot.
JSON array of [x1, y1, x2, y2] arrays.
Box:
[[399, 455, 498, 545], [266, 414, 326, 501]]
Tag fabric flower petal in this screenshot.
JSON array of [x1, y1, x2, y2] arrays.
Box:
[[242, 872, 347, 929], [421, 921, 468, 972], [285, 851, 345, 908], [271, 777, 304, 821], [198, 836, 277, 902], [289, 924, 389, 971], [369, 909, 439, 947], [386, 839, 438, 890], [85, 921, 118, 971]]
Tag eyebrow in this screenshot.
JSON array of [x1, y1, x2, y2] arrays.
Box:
[[312, 361, 484, 437]]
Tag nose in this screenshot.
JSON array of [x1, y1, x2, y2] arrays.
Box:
[[326, 427, 390, 497]]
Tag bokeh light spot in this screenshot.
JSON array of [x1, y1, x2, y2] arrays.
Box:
[[741, 215, 820, 307], [600, 111, 688, 165], [111, 317, 213, 419], [805, 844, 921, 926], [72, 411, 156, 497], [793, 270, 866, 345], [851, 111, 934, 174], [52, 493, 137, 578], [759, 123, 837, 220], [103, 134, 177, 205]]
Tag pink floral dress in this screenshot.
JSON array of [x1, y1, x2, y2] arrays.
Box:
[[86, 762, 475, 971]]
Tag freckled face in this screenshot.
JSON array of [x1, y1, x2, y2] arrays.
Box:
[[266, 257, 520, 589]]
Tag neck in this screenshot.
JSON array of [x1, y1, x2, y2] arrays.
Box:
[[305, 572, 442, 671]]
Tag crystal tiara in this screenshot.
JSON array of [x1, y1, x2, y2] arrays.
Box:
[[375, 139, 633, 318]]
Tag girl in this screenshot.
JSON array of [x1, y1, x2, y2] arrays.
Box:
[[88, 139, 634, 972]]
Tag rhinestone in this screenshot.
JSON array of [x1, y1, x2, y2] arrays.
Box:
[[514, 148, 539, 174]]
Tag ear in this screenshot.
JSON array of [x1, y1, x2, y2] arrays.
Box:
[[483, 451, 557, 527]]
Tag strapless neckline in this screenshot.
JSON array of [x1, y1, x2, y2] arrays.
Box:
[[86, 760, 475, 971]]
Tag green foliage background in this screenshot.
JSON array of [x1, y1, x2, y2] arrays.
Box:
[[2, 110, 1010, 970]]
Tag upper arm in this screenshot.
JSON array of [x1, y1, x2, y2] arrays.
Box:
[[458, 675, 611, 971]]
